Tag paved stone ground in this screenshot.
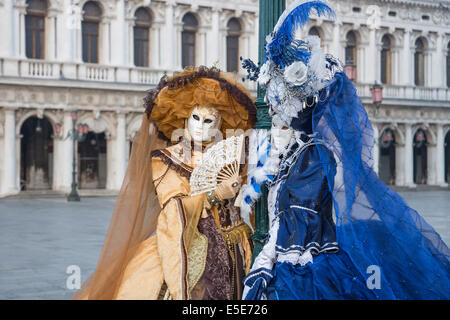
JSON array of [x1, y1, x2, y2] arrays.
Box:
[[0, 191, 448, 300], [0, 196, 115, 300]]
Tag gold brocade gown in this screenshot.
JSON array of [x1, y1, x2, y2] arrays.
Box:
[[114, 140, 253, 300]]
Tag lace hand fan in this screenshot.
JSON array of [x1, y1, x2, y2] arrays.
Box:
[[190, 135, 244, 196]]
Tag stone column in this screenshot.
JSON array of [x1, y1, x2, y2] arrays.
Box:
[[126, 18, 135, 66], [46, 7, 59, 60], [74, 10, 83, 62], [1, 109, 19, 195], [392, 46, 400, 85], [14, 2, 27, 58], [220, 27, 227, 69], [373, 123, 379, 175], [164, 2, 176, 69], [153, 23, 163, 68], [175, 23, 183, 69], [375, 40, 382, 84], [436, 124, 446, 186], [331, 20, 341, 58], [51, 125, 61, 191], [60, 111, 74, 192], [210, 8, 220, 66], [149, 25, 157, 68], [115, 112, 127, 190], [395, 137, 406, 186], [442, 34, 449, 89], [358, 44, 367, 83], [241, 32, 252, 73], [427, 127, 437, 185], [402, 29, 412, 86], [425, 49, 433, 88], [367, 27, 377, 84], [404, 123, 415, 187], [198, 28, 207, 66], [100, 18, 111, 64], [106, 133, 114, 190], [434, 33, 445, 87]]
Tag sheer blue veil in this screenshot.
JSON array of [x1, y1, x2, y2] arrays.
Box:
[[312, 72, 450, 299]]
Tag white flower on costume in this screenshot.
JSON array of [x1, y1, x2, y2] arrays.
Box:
[[258, 62, 271, 86], [284, 61, 308, 87]]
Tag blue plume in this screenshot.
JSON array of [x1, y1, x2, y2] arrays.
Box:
[[267, 0, 335, 68]]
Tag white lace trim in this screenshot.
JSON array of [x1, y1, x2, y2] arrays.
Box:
[[275, 242, 339, 260], [249, 217, 280, 272], [277, 248, 314, 266], [290, 205, 318, 214]]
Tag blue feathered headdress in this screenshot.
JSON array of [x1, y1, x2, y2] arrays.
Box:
[[266, 0, 335, 68]]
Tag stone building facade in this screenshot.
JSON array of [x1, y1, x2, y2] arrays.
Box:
[[0, 0, 449, 197]]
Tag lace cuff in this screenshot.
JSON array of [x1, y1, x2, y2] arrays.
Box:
[[242, 267, 273, 300]]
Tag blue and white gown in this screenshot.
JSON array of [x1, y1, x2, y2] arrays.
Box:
[[242, 73, 450, 300], [243, 129, 376, 300], [241, 0, 450, 300]]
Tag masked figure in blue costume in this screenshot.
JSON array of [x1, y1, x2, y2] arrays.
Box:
[[240, 0, 450, 300]]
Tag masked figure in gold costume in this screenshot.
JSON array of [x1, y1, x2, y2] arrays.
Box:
[[73, 66, 257, 300]]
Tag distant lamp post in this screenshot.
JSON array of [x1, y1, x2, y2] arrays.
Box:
[[380, 128, 394, 149], [370, 81, 383, 115], [344, 60, 356, 81], [67, 110, 88, 202], [414, 129, 426, 149], [35, 118, 42, 133], [55, 122, 62, 137]]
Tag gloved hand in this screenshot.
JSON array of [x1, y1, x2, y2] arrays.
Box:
[[214, 176, 241, 201]]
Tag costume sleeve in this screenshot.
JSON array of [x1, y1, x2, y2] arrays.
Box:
[[242, 216, 279, 300], [152, 156, 206, 300]]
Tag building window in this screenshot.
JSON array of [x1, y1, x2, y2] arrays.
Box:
[[308, 26, 321, 38], [25, 0, 47, 59], [134, 7, 151, 67], [82, 1, 102, 64], [381, 35, 392, 84], [345, 31, 357, 80], [181, 13, 198, 68], [226, 18, 241, 73], [447, 42, 450, 88], [20, 116, 53, 190], [345, 31, 357, 65], [414, 38, 425, 86]]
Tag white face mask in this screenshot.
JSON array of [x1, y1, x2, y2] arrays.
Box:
[[187, 106, 221, 143], [270, 114, 293, 154]]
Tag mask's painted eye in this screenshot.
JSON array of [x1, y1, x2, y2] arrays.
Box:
[[193, 114, 200, 121], [204, 119, 213, 124], [281, 126, 289, 130]]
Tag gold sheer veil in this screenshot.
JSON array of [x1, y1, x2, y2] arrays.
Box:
[[72, 114, 167, 299]]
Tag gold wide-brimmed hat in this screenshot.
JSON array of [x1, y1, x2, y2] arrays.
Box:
[[144, 66, 257, 140]]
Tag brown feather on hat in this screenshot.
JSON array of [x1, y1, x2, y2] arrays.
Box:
[[144, 66, 257, 140]]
